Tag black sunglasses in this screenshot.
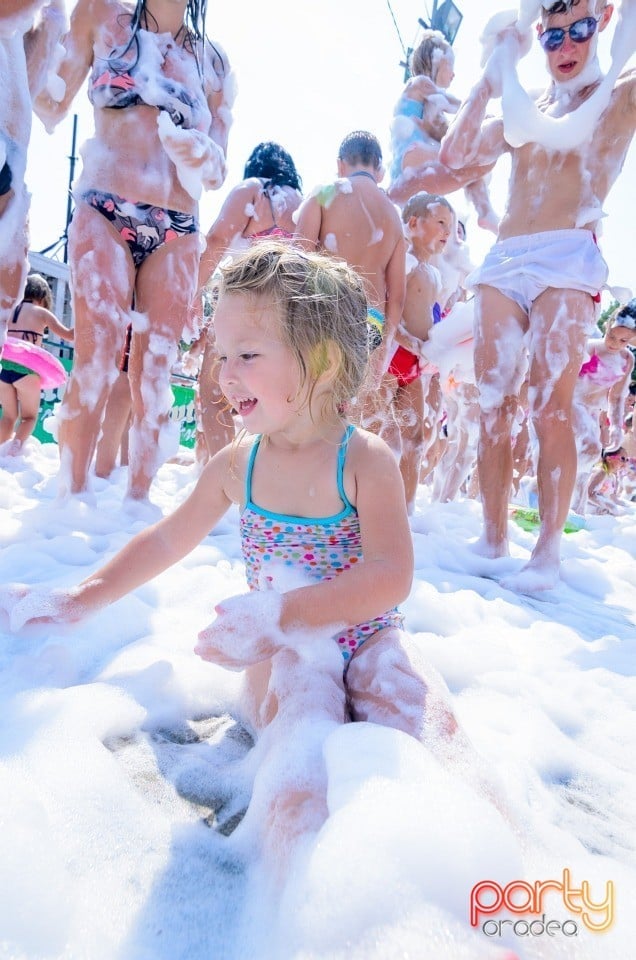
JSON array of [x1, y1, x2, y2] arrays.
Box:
[[539, 16, 601, 52]]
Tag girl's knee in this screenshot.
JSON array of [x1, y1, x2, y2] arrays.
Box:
[[346, 630, 430, 736]]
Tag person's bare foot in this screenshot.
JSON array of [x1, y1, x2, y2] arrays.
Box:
[[471, 531, 509, 559], [499, 560, 560, 594]]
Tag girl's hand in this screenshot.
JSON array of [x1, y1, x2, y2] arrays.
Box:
[[0, 584, 85, 631], [194, 592, 284, 668]]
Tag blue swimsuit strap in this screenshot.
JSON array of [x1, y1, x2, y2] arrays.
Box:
[[245, 425, 356, 522], [336, 424, 355, 508]]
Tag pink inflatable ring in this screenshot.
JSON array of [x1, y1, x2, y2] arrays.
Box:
[[1, 338, 67, 389]]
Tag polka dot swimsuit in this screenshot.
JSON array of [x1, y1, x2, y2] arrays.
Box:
[[240, 426, 404, 662]]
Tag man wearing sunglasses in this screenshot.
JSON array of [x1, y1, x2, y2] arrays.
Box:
[[439, 0, 635, 593]]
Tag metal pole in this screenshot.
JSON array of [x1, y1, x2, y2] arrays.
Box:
[[63, 114, 78, 264]]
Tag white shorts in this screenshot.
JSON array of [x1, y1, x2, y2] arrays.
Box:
[[465, 229, 608, 313]]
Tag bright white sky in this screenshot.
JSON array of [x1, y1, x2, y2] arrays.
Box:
[[26, 0, 636, 291]]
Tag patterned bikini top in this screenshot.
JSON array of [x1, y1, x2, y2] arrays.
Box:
[[240, 426, 363, 591], [89, 31, 201, 129]]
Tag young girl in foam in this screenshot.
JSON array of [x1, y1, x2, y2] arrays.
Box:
[[5, 242, 497, 871], [33, 0, 233, 502], [0, 0, 67, 350], [376, 192, 453, 512], [571, 300, 636, 514], [388, 30, 499, 233]]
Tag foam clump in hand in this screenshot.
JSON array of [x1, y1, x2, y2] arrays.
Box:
[[195, 591, 285, 668], [156, 112, 226, 200]]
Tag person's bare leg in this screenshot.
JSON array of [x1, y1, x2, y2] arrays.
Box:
[[12, 373, 40, 447], [418, 373, 443, 483], [347, 627, 515, 820], [94, 370, 132, 478], [507, 288, 594, 590], [569, 391, 604, 516], [0, 381, 18, 442], [395, 377, 425, 512], [432, 390, 458, 502], [59, 205, 135, 494], [434, 384, 480, 502], [240, 648, 346, 881], [474, 286, 528, 557], [510, 378, 533, 498], [346, 628, 455, 742], [127, 234, 199, 500], [198, 334, 234, 460], [0, 185, 29, 346]]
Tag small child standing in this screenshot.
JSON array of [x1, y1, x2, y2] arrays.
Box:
[[389, 30, 498, 233], [378, 193, 453, 513], [5, 242, 475, 869]]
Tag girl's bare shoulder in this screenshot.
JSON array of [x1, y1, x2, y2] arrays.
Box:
[[202, 432, 254, 505], [345, 425, 400, 472]]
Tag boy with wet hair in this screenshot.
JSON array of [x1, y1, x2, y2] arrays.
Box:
[[440, 0, 636, 592], [294, 130, 406, 381]]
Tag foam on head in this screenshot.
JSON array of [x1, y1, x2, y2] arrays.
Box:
[[613, 298, 636, 332], [541, 0, 604, 17], [410, 29, 451, 81], [401, 192, 453, 224]]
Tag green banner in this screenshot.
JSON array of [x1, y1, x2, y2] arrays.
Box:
[[13, 357, 198, 449]]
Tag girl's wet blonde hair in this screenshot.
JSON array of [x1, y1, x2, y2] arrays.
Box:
[[218, 241, 371, 422]]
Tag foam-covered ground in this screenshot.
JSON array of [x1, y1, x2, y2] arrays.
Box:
[[0, 442, 634, 959]]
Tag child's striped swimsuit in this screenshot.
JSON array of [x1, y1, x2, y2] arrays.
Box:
[[240, 426, 404, 662]]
